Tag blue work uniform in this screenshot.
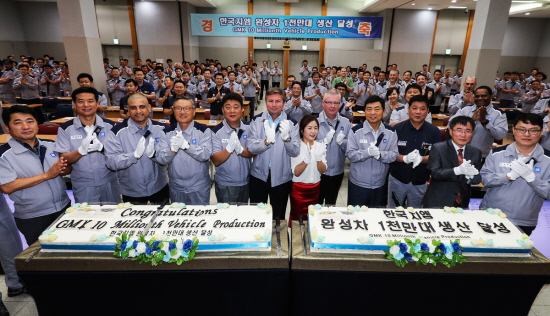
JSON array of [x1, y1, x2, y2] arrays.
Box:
[[304, 84, 326, 114], [449, 104, 508, 157], [107, 78, 126, 107], [157, 122, 212, 205], [0, 138, 70, 219], [104, 119, 168, 198], [211, 120, 251, 203], [283, 96, 312, 123], [480, 143, 550, 227], [55, 115, 120, 204]]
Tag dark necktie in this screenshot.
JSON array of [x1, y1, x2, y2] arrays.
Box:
[[456, 149, 463, 205]]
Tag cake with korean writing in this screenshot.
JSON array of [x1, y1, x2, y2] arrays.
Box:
[[307, 205, 534, 257], [39, 203, 273, 252]]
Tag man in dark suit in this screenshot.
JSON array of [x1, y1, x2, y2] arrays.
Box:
[[422, 116, 482, 208]]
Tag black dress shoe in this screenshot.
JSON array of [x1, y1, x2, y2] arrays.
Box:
[[0, 299, 9, 316], [7, 285, 26, 297]]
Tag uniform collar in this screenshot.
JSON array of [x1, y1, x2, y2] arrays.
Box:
[[469, 103, 495, 113], [9, 137, 41, 155], [74, 115, 105, 129], [362, 121, 385, 135], [504, 142, 544, 161], [128, 118, 151, 134], [222, 119, 242, 132]]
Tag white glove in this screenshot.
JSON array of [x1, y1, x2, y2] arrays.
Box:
[[454, 160, 479, 176], [412, 153, 423, 169], [263, 120, 276, 144], [232, 132, 244, 155], [511, 159, 536, 182], [506, 159, 520, 180], [134, 136, 146, 159], [336, 131, 345, 145], [279, 120, 291, 141], [403, 150, 418, 164], [323, 129, 335, 145], [170, 131, 189, 151], [302, 148, 311, 164], [315, 143, 327, 161], [84, 125, 95, 136], [146, 138, 156, 158], [367, 141, 380, 160], [226, 132, 237, 153], [88, 137, 103, 153], [78, 134, 95, 156]]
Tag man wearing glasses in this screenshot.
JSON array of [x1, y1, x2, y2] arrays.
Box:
[[423, 116, 482, 208], [480, 113, 550, 236], [316, 89, 352, 205], [448, 86, 507, 158], [157, 97, 212, 205]]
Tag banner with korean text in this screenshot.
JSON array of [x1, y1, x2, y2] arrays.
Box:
[[190, 14, 383, 39]]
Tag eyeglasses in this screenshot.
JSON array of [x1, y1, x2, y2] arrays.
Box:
[[514, 128, 541, 135], [174, 106, 194, 112], [451, 129, 473, 135], [323, 101, 340, 106]]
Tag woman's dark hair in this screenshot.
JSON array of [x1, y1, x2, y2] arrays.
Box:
[[299, 115, 319, 139], [386, 87, 400, 100]]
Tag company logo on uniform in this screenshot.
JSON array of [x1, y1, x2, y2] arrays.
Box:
[[488, 117, 492, 121], [50, 153, 57, 157], [243, 134, 248, 139], [155, 137, 160, 143], [383, 139, 387, 143], [535, 167, 541, 173], [100, 132, 106, 137], [192, 139, 197, 145]]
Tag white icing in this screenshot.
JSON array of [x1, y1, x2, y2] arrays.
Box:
[[41, 205, 272, 252], [308, 207, 533, 257]]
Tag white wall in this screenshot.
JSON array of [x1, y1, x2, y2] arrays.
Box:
[[0, 0, 27, 57], [17, 1, 65, 59], [96, 0, 132, 46], [135, 1, 183, 62], [433, 9, 469, 56], [388, 9, 437, 73], [535, 19, 550, 72], [498, 17, 545, 74]]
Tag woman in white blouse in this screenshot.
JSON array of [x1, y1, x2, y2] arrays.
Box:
[[289, 115, 327, 223]]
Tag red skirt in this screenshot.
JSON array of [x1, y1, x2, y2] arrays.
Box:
[[289, 181, 320, 226]]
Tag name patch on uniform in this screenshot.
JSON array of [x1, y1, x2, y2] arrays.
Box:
[[192, 139, 197, 145], [360, 139, 369, 143], [535, 167, 541, 173], [100, 132, 106, 137], [71, 135, 83, 140], [155, 137, 160, 143], [398, 141, 407, 146], [222, 139, 230, 143], [499, 162, 512, 168], [50, 153, 57, 157]]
